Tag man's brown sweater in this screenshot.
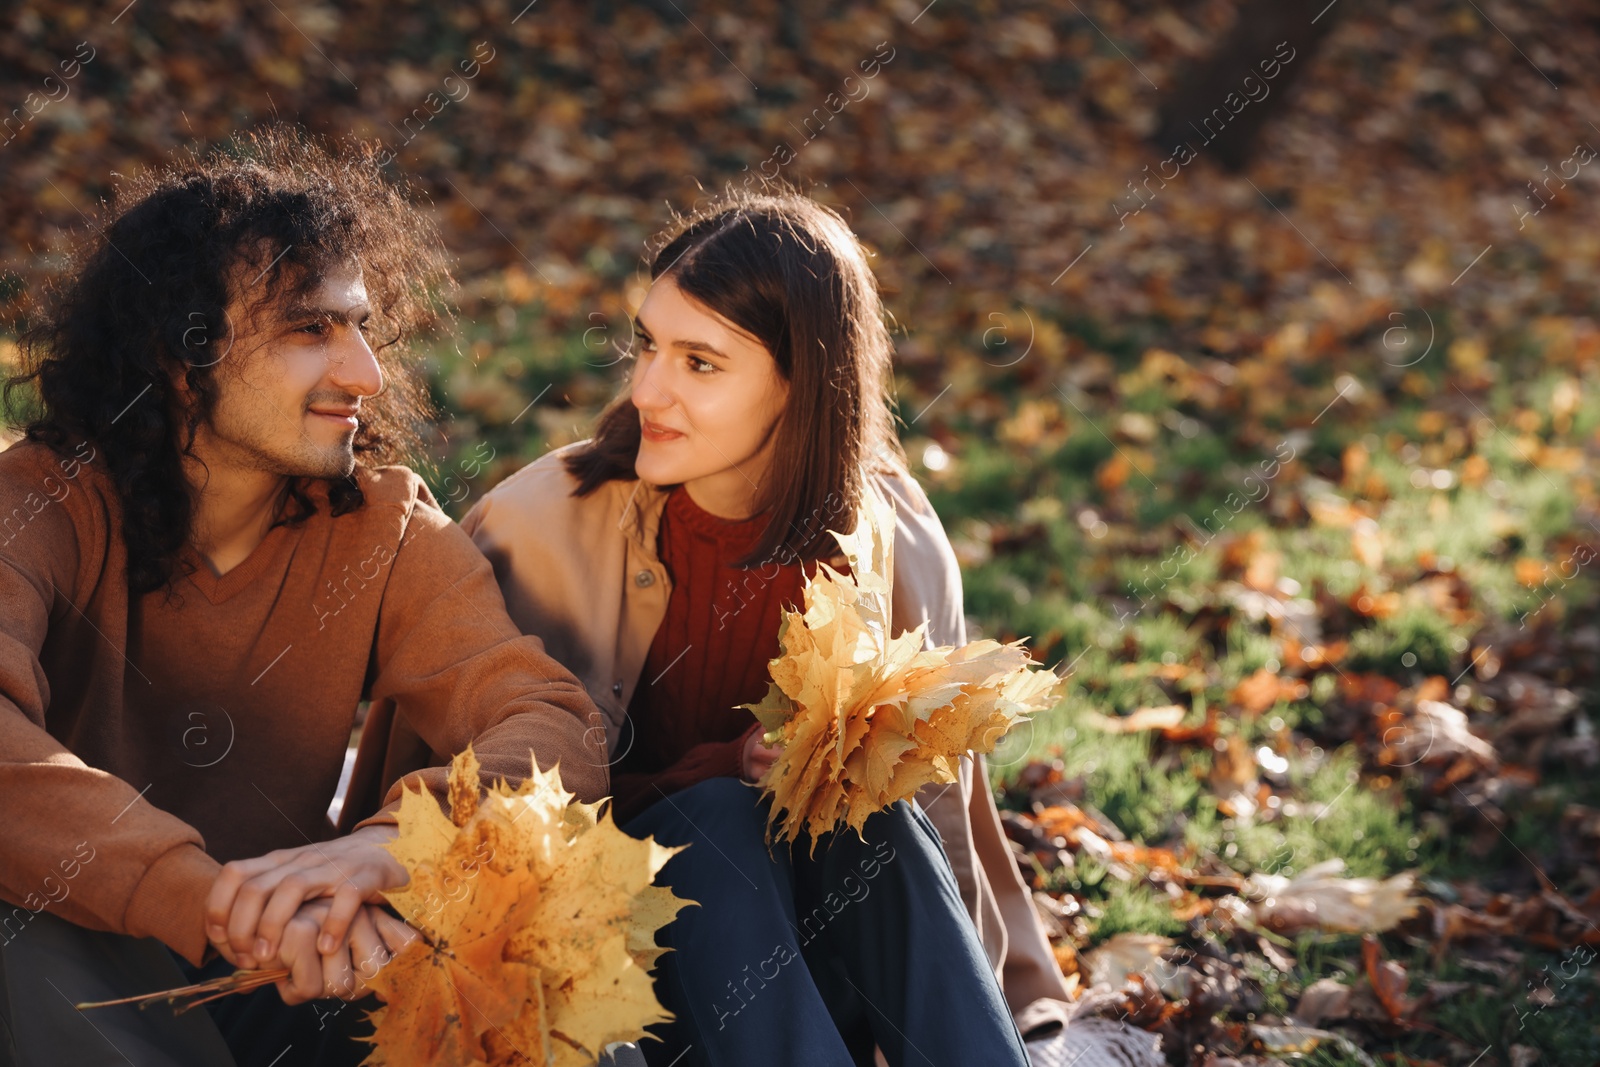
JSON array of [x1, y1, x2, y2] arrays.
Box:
[[0, 437, 607, 966]]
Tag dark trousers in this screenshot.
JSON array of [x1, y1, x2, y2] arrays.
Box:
[[0, 910, 234, 1067], [621, 777, 1030, 1067], [176, 952, 375, 1067], [0, 905, 373, 1067]]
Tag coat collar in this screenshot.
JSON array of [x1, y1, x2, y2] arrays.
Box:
[[616, 477, 668, 553]]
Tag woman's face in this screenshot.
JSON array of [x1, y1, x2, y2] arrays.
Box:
[[629, 275, 790, 518]]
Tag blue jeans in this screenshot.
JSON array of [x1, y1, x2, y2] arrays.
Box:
[[621, 777, 1030, 1067]]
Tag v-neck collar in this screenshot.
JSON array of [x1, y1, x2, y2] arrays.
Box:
[[179, 479, 319, 605], [180, 521, 293, 604]]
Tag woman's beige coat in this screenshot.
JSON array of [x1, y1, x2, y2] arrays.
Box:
[[466, 443, 1073, 1022]]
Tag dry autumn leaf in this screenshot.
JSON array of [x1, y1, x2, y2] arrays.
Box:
[[1230, 668, 1307, 717], [743, 490, 1061, 850], [1361, 935, 1417, 1022], [1351, 518, 1385, 571], [1385, 699, 1497, 766], [1082, 932, 1175, 990], [1085, 704, 1187, 734], [1246, 859, 1419, 936], [362, 747, 693, 1067]]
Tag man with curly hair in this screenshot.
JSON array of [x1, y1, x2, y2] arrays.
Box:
[[0, 128, 608, 1066]]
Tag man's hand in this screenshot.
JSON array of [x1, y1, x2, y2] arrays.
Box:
[[205, 825, 408, 969], [270, 899, 419, 1006], [741, 729, 783, 784]]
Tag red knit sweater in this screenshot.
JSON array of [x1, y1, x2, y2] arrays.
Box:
[[611, 486, 814, 824]]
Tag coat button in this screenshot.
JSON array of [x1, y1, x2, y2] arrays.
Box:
[[612, 680, 623, 696], [634, 569, 655, 588]]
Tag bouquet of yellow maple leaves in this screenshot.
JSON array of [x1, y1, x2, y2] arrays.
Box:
[[743, 490, 1063, 850], [362, 747, 692, 1067]]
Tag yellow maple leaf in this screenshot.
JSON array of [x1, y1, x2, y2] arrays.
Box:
[[363, 748, 694, 1067], [744, 490, 1063, 850]]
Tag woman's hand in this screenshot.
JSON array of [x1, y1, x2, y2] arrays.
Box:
[[741, 728, 783, 783], [270, 899, 420, 1005], [205, 824, 409, 969]]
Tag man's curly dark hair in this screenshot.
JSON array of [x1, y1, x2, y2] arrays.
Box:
[[3, 125, 452, 597]]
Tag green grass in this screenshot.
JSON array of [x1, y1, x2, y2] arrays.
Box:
[[1087, 884, 1186, 942]]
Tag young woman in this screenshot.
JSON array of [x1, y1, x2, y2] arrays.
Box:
[[446, 190, 1071, 1065]]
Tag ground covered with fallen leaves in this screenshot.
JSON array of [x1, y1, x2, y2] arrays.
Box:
[[4, 1, 1599, 1062]]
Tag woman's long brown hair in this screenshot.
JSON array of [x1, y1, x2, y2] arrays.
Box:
[[565, 187, 905, 568]]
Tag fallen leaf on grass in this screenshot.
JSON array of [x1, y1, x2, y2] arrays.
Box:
[[1229, 668, 1309, 717], [1361, 934, 1417, 1022], [1291, 977, 1352, 1027], [1384, 700, 1496, 766], [1082, 932, 1174, 990], [1248, 1024, 1379, 1066], [1510, 1046, 1541, 1067], [1085, 704, 1187, 733], [1352, 518, 1385, 571], [1209, 734, 1257, 792], [1246, 859, 1420, 935]]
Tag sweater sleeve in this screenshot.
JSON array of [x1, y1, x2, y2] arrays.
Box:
[[356, 479, 611, 821], [0, 449, 219, 965]]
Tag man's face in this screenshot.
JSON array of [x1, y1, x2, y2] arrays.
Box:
[[198, 261, 383, 480]]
